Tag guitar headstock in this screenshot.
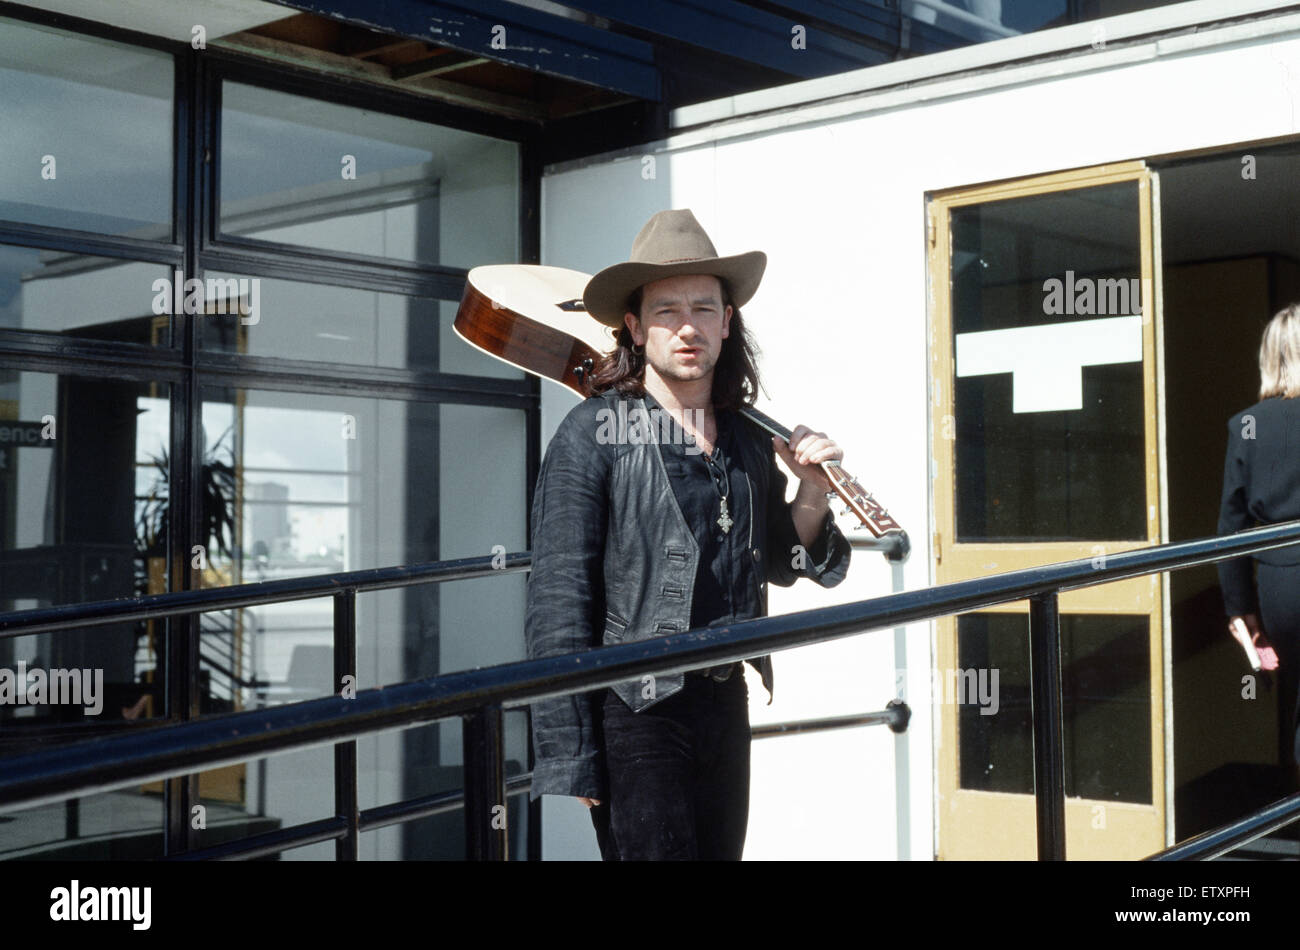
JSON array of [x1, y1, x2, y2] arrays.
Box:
[[825, 466, 902, 535]]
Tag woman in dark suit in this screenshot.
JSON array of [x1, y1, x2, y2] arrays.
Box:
[[1217, 302, 1300, 782]]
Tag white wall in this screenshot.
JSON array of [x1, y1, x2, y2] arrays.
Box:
[[539, 13, 1300, 859]]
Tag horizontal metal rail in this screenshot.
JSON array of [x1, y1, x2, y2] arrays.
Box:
[[1148, 790, 1300, 861], [171, 775, 536, 861], [181, 816, 348, 862], [357, 774, 533, 836], [170, 704, 907, 860], [0, 551, 533, 638], [1, 519, 1298, 860], [849, 532, 910, 560], [751, 701, 910, 739], [164, 702, 908, 859]]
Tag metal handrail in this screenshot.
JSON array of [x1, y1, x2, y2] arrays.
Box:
[[0, 551, 533, 637], [0, 550, 532, 860], [175, 702, 910, 862], [1, 519, 1299, 860], [1148, 790, 1300, 860], [170, 774, 538, 861], [751, 702, 911, 738]]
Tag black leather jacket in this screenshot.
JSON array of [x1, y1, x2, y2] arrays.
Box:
[[526, 389, 851, 800]]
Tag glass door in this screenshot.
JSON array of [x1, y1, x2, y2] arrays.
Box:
[[928, 161, 1169, 859]]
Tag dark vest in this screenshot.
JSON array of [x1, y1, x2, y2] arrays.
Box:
[[598, 390, 776, 712]]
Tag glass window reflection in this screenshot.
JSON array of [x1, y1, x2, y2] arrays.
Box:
[[957, 611, 1152, 803], [0, 369, 169, 726], [0, 17, 172, 238], [951, 183, 1146, 541], [196, 389, 526, 716], [219, 82, 518, 268], [0, 244, 172, 346]]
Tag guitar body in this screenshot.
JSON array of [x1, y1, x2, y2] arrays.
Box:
[[455, 264, 907, 557], [454, 265, 614, 397]]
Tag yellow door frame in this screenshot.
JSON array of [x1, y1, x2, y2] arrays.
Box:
[[927, 160, 1169, 859]]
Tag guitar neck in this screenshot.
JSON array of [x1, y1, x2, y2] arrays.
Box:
[[737, 405, 792, 441]]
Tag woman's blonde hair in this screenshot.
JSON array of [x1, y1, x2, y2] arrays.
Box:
[[1259, 302, 1300, 399]]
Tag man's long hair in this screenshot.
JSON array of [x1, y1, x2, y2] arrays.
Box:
[[587, 278, 762, 410]]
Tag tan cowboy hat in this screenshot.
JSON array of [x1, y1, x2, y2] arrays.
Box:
[[582, 208, 767, 328]]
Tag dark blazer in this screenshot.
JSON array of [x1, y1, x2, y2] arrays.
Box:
[[1216, 395, 1300, 617]]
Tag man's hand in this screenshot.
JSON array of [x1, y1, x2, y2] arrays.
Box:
[[774, 426, 843, 549], [577, 796, 601, 808], [773, 425, 842, 493], [1229, 614, 1280, 670]]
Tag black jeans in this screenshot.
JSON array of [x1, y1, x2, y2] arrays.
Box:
[[589, 672, 751, 860]]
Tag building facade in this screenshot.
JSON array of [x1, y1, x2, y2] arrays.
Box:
[[542, 0, 1300, 859], [1, 0, 1295, 860]]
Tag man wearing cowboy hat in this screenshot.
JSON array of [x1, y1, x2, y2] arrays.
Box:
[[525, 208, 851, 860]]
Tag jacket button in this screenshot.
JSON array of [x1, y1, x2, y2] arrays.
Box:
[[751, 547, 760, 562]]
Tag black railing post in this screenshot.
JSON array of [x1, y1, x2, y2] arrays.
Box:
[[65, 797, 79, 841], [334, 589, 359, 861], [1028, 591, 1066, 860], [463, 705, 507, 860]]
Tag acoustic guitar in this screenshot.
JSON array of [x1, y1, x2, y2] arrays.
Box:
[[454, 264, 908, 559]]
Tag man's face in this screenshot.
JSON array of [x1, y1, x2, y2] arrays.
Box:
[[624, 273, 732, 384]]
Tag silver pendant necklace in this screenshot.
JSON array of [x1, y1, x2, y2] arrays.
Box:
[[702, 443, 732, 534]]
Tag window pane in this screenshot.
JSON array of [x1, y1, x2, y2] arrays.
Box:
[[195, 389, 527, 714], [191, 389, 528, 856], [191, 746, 333, 861], [200, 271, 435, 368], [0, 369, 169, 725], [0, 244, 172, 345], [952, 182, 1146, 541], [349, 402, 529, 856], [0, 17, 172, 237], [957, 611, 1152, 803], [0, 786, 163, 859], [200, 277, 523, 377], [356, 711, 531, 859], [219, 82, 518, 267]]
